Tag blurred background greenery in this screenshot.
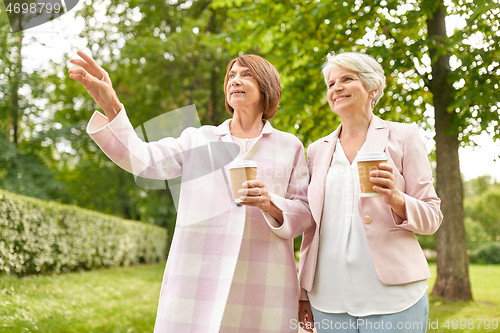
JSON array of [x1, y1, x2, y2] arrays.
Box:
[[417, 175, 500, 264], [1, 0, 498, 256], [1, 0, 500, 324]]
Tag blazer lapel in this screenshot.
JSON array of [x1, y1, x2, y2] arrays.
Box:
[[357, 115, 389, 214], [361, 115, 389, 153], [309, 125, 341, 227]]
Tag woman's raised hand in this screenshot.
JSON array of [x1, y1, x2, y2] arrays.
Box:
[[68, 50, 122, 120]]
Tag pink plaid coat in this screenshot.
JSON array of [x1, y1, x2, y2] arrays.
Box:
[[87, 108, 313, 332]]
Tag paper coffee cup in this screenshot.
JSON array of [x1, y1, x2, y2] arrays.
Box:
[[356, 152, 388, 197], [228, 160, 258, 205]]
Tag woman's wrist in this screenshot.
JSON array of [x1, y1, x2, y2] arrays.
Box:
[[103, 98, 122, 120], [265, 202, 284, 226], [391, 190, 407, 220]]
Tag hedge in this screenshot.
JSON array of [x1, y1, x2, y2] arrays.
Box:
[[0, 189, 167, 276], [469, 242, 500, 264]]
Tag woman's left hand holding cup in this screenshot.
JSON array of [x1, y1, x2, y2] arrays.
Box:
[[370, 163, 407, 219], [239, 180, 271, 210], [239, 180, 284, 225]]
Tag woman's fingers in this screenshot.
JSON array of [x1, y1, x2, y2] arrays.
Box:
[[238, 187, 261, 196], [239, 197, 267, 206], [242, 180, 266, 188], [239, 191, 268, 203], [69, 70, 93, 86], [237, 181, 270, 206], [370, 167, 395, 186], [69, 70, 105, 89], [378, 162, 393, 172], [369, 164, 397, 193], [76, 50, 104, 76], [69, 58, 91, 71], [370, 169, 393, 179], [370, 176, 393, 187], [70, 51, 109, 82], [240, 181, 266, 200], [68, 71, 85, 83], [68, 68, 88, 77]]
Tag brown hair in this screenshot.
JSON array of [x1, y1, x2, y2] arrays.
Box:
[[223, 54, 281, 120]]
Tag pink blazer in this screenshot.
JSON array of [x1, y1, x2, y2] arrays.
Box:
[[298, 115, 443, 300]]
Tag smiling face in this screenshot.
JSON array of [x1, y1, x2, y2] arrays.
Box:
[[226, 61, 262, 115], [327, 66, 375, 118]]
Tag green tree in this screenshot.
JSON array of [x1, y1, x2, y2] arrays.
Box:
[[466, 186, 500, 241], [463, 176, 499, 250], [43, 0, 237, 253], [0, 7, 65, 200], [464, 174, 496, 198], [215, 0, 500, 301]]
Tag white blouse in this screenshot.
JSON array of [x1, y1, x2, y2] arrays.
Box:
[[308, 139, 427, 316], [231, 135, 260, 160]]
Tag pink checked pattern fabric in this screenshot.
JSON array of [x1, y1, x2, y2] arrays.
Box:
[[86, 108, 313, 333]]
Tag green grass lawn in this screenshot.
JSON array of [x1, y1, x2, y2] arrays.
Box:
[[427, 263, 500, 333], [0, 262, 498, 332], [0, 263, 165, 332]]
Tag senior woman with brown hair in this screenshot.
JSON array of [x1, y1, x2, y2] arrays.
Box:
[[69, 51, 312, 332], [297, 52, 443, 333]]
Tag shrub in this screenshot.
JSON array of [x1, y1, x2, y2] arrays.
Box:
[[0, 190, 167, 275], [469, 242, 500, 264]]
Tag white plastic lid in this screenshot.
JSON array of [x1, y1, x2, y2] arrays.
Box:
[[355, 151, 387, 162], [228, 160, 258, 169]]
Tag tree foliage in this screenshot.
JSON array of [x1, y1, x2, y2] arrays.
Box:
[[465, 179, 500, 241], [212, 0, 500, 144], [35, 0, 239, 252], [0, 8, 66, 200]]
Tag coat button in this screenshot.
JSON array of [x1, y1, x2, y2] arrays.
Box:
[[364, 216, 372, 224]]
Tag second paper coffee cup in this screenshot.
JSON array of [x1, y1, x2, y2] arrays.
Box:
[[356, 152, 388, 197], [229, 160, 258, 205]]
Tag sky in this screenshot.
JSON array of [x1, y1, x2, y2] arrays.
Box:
[[10, 1, 500, 182]]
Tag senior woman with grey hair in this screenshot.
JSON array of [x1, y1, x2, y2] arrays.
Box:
[[297, 52, 443, 333]]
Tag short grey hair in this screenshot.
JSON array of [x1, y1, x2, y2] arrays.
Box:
[[321, 52, 386, 107]]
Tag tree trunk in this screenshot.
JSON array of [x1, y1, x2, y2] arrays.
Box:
[[9, 34, 23, 147], [427, 3, 472, 301]]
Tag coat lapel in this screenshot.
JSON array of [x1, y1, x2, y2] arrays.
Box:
[[309, 126, 341, 227], [357, 115, 389, 214], [361, 115, 389, 153], [213, 119, 237, 201]]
